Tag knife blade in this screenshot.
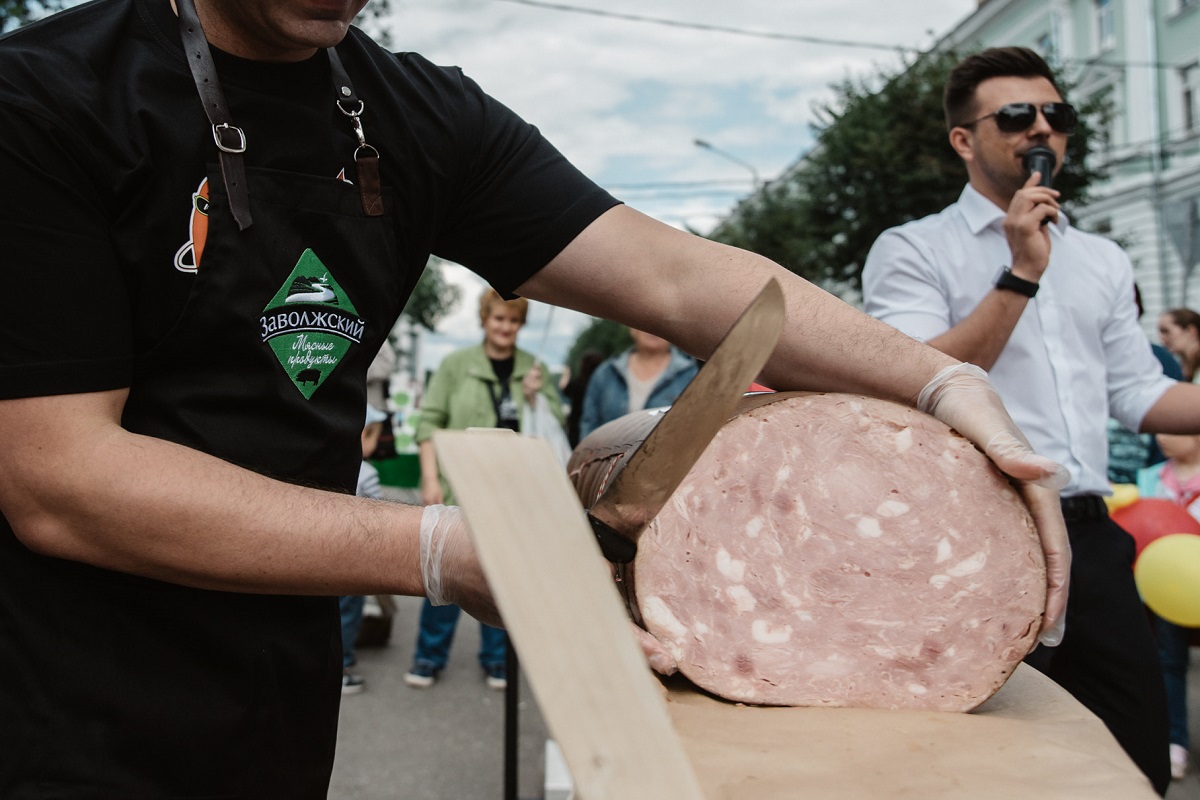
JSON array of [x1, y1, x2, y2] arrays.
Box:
[[587, 277, 786, 562]]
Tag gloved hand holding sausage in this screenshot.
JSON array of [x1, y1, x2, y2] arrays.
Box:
[[917, 363, 1070, 646]]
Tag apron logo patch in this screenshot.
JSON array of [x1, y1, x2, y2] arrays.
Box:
[[260, 249, 365, 399]]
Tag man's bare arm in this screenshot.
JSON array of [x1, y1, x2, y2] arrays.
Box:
[[0, 389, 431, 597], [1140, 382, 1200, 434], [922, 176, 1058, 370], [520, 205, 956, 404], [925, 290, 1032, 371]]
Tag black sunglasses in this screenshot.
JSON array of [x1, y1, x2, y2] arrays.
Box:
[[958, 102, 1077, 134]]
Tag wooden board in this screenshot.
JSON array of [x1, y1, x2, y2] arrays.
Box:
[[434, 430, 705, 800], [435, 429, 1158, 800]]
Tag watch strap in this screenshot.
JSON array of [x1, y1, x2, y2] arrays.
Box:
[[996, 267, 1039, 298]]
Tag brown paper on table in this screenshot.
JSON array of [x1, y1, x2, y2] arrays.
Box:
[[434, 430, 1156, 800], [661, 663, 1156, 799]]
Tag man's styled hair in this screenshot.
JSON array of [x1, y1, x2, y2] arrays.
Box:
[[944, 47, 1062, 131]]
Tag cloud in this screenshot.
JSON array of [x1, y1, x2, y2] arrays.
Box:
[[381, 0, 976, 370], [385, 0, 972, 217]]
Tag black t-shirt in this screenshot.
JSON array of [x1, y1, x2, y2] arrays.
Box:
[[489, 355, 519, 431], [0, 0, 619, 400], [0, 2, 619, 792]]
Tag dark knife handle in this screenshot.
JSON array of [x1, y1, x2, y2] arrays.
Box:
[[588, 514, 638, 564]]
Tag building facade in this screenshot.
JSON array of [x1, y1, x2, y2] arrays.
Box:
[[938, 0, 1200, 323]]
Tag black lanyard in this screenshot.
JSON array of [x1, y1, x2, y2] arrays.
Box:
[[175, 0, 384, 228], [485, 363, 520, 432]]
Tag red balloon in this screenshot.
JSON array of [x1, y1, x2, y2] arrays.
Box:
[[1111, 498, 1200, 558]]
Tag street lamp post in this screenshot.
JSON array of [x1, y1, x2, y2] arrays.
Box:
[[694, 138, 761, 189]]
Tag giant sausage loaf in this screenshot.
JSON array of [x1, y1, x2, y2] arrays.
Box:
[[568, 392, 1046, 712]]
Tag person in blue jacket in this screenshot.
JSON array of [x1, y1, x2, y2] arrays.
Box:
[[578, 329, 698, 440]]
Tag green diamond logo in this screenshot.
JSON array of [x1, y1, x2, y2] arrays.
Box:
[[260, 249, 365, 399]]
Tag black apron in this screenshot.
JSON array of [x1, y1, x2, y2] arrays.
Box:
[[0, 8, 406, 797]]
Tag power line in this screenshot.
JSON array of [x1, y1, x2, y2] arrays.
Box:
[[616, 188, 756, 201], [492, 0, 1193, 72], [491, 0, 917, 53], [604, 178, 749, 190]]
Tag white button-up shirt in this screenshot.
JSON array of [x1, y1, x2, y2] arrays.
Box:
[[863, 183, 1174, 496]]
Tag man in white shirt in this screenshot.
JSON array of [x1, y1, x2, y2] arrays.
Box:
[[863, 47, 1200, 795]]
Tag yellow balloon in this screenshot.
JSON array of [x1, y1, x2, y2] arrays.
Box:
[[1105, 483, 1139, 513], [1135, 534, 1200, 627]]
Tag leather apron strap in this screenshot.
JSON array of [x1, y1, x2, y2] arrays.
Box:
[[175, 0, 254, 230], [328, 47, 385, 217], [174, 0, 382, 222]]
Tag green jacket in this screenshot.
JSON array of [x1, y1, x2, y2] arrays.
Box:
[[415, 343, 564, 502]]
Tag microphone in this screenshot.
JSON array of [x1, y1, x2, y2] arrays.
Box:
[[1022, 146, 1056, 227], [1022, 146, 1056, 189]]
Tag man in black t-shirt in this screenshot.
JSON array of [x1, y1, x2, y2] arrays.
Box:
[[0, 1, 1073, 795]]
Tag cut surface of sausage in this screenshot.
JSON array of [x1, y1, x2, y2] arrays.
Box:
[[577, 393, 1045, 712]]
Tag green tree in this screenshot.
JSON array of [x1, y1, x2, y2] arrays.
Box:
[[353, 0, 393, 49], [390, 258, 461, 382], [400, 257, 460, 332], [1, 0, 68, 32], [710, 50, 1106, 294], [565, 318, 632, 373]]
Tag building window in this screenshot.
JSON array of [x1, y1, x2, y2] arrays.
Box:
[[1183, 64, 1198, 135], [1036, 32, 1055, 61], [1096, 0, 1116, 50], [1097, 112, 1113, 157]]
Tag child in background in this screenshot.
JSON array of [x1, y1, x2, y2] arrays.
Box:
[[339, 404, 388, 694], [1137, 433, 1200, 780]]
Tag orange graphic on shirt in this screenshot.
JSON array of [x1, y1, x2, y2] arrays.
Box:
[[173, 177, 210, 273], [173, 170, 354, 273]]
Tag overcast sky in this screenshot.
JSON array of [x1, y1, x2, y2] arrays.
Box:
[[369, 0, 980, 377]]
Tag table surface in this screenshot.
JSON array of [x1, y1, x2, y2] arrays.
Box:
[[662, 662, 1157, 800]]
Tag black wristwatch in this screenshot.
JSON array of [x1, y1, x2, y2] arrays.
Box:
[[995, 267, 1039, 298]]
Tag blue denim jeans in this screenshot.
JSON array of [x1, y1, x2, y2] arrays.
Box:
[[339, 595, 365, 668], [1156, 614, 1191, 748], [411, 598, 506, 669]]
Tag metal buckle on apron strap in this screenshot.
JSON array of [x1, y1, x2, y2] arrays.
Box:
[[176, 0, 254, 230], [212, 123, 247, 154], [178, 0, 385, 226]]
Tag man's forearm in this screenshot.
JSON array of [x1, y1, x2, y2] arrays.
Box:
[[522, 206, 959, 407], [0, 391, 426, 597], [1140, 382, 1200, 434], [924, 288, 1032, 371]]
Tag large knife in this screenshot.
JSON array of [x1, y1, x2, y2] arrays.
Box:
[[587, 278, 786, 563]]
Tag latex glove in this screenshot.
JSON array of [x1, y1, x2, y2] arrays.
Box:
[[918, 363, 1070, 646], [419, 504, 502, 628]]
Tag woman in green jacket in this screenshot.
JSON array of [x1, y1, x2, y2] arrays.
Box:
[[404, 289, 563, 690]]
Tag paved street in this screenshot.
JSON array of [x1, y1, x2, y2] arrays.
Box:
[[330, 594, 552, 800]]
